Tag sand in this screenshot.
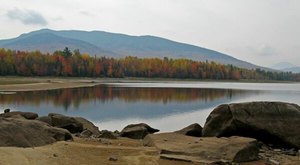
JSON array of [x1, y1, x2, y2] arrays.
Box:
[[0, 137, 198, 165]]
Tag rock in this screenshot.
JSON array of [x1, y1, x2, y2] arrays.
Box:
[[0, 117, 72, 147], [74, 117, 101, 136], [175, 123, 202, 137], [36, 116, 52, 125], [0, 111, 38, 120], [282, 148, 297, 156], [121, 123, 159, 139], [99, 139, 111, 145], [143, 133, 259, 164], [113, 130, 121, 136], [108, 156, 118, 161], [80, 130, 93, 138], [4, 109, 10, 113], [273, 149, 281, 152], [268, 158, 280, 165], [202, 102, 300, 148], [98, 130, 117, 139], [48, 113, 83, 133]]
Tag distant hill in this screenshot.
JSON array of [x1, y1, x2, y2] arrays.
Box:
[[282, 67, 300, 73], [0, 29, 266, 69], [271, 62, 300, 73]]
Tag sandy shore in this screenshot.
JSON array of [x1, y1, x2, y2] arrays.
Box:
[[0, 137, 201, 165], [0, 77, 113, 92], [0, 77, 173, 92]]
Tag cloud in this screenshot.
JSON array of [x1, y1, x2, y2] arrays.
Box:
[[258, 46, 277, 56], [6, 8, 47, 26]]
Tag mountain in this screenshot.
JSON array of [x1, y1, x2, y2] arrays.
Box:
[[271, 62, 298, 70], [282, 67, 300, 73], [271, 62, 300, 73], [0, 29, 264, 69]]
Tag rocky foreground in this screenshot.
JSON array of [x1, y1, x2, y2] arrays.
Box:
[[0, 101, 300, 165]]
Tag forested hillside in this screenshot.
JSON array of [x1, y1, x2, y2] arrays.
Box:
[[0, 48, 298, 81]]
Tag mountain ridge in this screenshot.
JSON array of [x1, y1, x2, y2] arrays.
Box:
[[0, 29, 267, 70]]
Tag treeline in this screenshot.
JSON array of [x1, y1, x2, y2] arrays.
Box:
[[0, 48, 299, 81]]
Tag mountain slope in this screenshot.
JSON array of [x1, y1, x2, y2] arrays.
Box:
[[0, 32, 114, 56], [282, 67, 300, 73], [0, 29, 263, 69], [271, 62, 300, 73]]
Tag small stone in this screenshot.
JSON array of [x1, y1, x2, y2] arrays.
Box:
[[273, 149, 281, 152], [4, 109, 10, 113], [99, 139, 111, 145], [109, 156, 118, 161], [283, 148, 297, 156], [268, 158, 280, 165], [259, 149, 265, 153], [53, 154, 58, 157], [265, 153, 272, 157]]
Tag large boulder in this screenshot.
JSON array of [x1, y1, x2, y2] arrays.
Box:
[[0, 111, 38, 120], [36, 116, 52, 125], [48, 113, 83, 133], [121, 123, 159, 139], [144, 133, 259, 164], [175, 123, 202, 137], [74, 117, 101, 136], [202, 102, 300, 148], [0, 117, 72, 147], [97, 130, 117, 139]]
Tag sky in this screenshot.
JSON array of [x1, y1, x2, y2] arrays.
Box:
[[0, 0, 299, 67]]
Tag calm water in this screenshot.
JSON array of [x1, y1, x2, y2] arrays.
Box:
[[1, 82, 300, 132]]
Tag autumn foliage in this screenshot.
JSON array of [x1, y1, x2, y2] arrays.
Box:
[[0, 48, 299, 81]]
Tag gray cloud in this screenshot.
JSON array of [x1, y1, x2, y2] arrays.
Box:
[[6, 8, 47, 26], [258, 46, 277, 57]]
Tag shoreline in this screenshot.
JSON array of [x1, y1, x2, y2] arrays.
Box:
[[0, 77, 299, 92]]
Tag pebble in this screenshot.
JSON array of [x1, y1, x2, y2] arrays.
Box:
[[109, 156, 118, 161], [283, 148, 297, 156], [268, 158, 280, 165], [259, 149, 265, 153], [99, 139, 112, 145], [53, 154, 58, 157], [265, 153, 272, 157], [273, 149, 281, 152]]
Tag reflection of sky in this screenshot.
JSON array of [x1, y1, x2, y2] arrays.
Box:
[[0, 82, 300, 131]]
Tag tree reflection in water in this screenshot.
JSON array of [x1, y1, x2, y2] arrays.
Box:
[[0, 85, 257, 111]]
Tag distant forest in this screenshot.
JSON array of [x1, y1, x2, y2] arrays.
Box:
[[0, 48, 299, 81]]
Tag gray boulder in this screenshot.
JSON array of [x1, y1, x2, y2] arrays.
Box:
[[175, 123, 202, 137], [121, 123, 159, 139], [98, 130, 117, 139], [79, 130, 93, 138], [0, 117, 72, 147], [144, 133, 259, 164], [202, 102, 300, 148], [48, 113, 83, 133], [74, 117, 101, 136], [36, 116, 52, 125], [0, 111, 38, 120]]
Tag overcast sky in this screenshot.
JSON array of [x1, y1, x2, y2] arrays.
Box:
[[1, 0, 299, 67]]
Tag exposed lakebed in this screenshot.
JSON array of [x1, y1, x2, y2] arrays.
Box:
[[1, 82, 300, 132]]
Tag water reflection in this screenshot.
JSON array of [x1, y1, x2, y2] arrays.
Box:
[[2, 83, 298, 131], [0, 85, 253, 111]]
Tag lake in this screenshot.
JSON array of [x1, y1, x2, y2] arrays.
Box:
[[1, 82, 300, 132]]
